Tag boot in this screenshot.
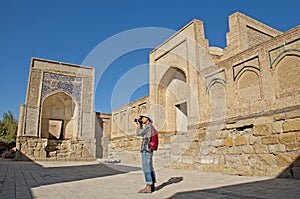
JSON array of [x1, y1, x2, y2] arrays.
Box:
[[138, 184, 152, 193], [151, 183, 155, 192]]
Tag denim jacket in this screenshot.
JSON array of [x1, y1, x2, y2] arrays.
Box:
[[136, 123, 152, 152]]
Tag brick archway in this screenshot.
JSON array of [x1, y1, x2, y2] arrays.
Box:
[[41, 92, 76, 140], [158, 67, 188, 133]]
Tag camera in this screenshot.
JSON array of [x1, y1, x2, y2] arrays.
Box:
[[134, 117, 142, 125]]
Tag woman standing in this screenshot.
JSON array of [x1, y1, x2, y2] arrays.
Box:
[[136, 114, 156, 193]]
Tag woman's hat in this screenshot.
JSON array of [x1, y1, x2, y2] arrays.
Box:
[[139, 114, 153, 122]]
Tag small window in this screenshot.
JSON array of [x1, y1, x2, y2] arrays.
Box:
[[175, 102, 187, 116]]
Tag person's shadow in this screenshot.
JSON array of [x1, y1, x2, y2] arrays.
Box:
[[155, 177, 183, 191]]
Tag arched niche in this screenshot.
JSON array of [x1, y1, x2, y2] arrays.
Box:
[[41, 92, 76, 140], [128, 106, 137, 134], [158, 67, 188, 133], [112, 113, 119, 136], [138, 104, 148, 115], [274, 53, 300, 94], [119, 111, 127, 134], [208, 82, 226, 122], [236, 69, 261, 101]]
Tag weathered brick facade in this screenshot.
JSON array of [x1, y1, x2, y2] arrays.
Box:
[[107, 12, 300, 178], [17, 58, 97, 161], [17, 12, 299, 178]]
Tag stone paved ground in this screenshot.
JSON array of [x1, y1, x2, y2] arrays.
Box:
[[0, 158, 300, 199]]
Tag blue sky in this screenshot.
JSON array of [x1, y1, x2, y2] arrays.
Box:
[[0, 0, 299, 119]]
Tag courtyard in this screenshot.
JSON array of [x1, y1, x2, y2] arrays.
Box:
[[0, 158, 299, 199]]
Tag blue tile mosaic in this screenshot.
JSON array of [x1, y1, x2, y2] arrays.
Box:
[[41, 72, 82, 103]]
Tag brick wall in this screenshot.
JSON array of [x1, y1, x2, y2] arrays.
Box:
[[107, 15, 300, 178]]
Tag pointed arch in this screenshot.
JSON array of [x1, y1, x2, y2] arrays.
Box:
[[205, 69, 226, 92], [208, 82, 226, 122], [206, 78, 226, 92], [158, 66, 188, 133], [236, 69, 261, 101], [271, 49, 300, 69], [160, 67, 187, 87], [234, 66, 260, 81], [274, 53, 300, 94], [41, 91, 77, 139]]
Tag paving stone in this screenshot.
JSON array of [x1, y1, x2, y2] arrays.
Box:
[[0, 158, 300, 199]]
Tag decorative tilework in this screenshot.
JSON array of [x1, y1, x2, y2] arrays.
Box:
[[268, 38, 300, 68], [205, 69, 226, 92], [232, 56, 260, 81], [41, 72, 82, 103]]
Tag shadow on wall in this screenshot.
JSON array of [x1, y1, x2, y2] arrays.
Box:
[[95, 113, 104, 158], [0, 150, 140, 199], [278, 154, 300, 179]]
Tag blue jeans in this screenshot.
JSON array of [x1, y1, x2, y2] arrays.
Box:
[[141, 151, 156, 185]]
